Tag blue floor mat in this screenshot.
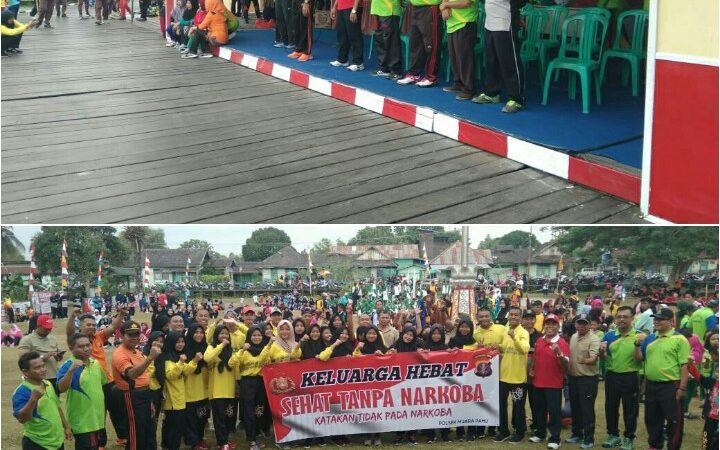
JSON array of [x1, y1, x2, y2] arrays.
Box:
[[226, 29, 644, 169]]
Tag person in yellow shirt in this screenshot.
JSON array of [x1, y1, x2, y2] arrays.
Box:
[[263, 320, 302, 363], [183, 323, 210, 450], [1, 12, 37, 57], [156, 331, 188, 450], [496, 306, 530, 443], [205, 325, 242, 450], [235, 325, 271, 450], [473, 308, 507, 439], [532, 301, 545, 333]]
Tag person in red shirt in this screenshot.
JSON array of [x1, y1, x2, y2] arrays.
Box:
[[528, 314, 570, 450], [158, 290, 168, 309]]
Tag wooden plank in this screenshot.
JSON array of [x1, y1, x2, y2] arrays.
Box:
[[473, 188, 602, 223], [538, 196, 637, 224]]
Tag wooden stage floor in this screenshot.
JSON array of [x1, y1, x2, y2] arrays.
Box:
[[0, 14, 647, 224]]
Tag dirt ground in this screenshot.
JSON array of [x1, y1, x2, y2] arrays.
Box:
[[1, 311, 707, 449]]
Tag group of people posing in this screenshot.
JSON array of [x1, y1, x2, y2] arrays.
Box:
[[10, 291, 720, 450]]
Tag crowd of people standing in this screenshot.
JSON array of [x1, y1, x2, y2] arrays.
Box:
[[9, 283, 720, 450]]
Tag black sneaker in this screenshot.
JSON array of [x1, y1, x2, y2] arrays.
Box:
[[494, 432, 511, 443], [44, 22, 53, 27], [508, 434, 524, 443], [1, 51, 11, 57], [8, 48, 22, 53], [387, 72, 402, 81]]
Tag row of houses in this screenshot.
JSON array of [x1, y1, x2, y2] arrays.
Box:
[[3, 234, 717, 287]]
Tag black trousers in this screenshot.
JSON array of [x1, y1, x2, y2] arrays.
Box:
[[74, 429, 108, 450], [240, 376, 267, 443], [499, 381, 527, 436], [149, 389, 162, 450], [605, 371, 639, 439], [422, 428, 449, 440], [185, 399, 210, 447], [645, 380, 684, 450], [161, 409, 186, 450], [533, 387, 562, 444], [291, 0, 312, 54], [527, 383, 539, 431], [188, 29, 211, 53], [275, 0, 292, 44], [231, 0, 241, 15], [121, 388, 154, 450], [138, 0, 150, 18], [447, 22, 476, 95], [483, 27, 524, 103], [407, 4, 441, 81], [703, 418, 719, 450], [568, 375, 598, 443], [211, 398, 236, 446], [107, 382, 129, 440], [335, 8, 363, 65], [242, 0, 260, 19], [374, 15, 401, 73], [22, 437, 63, 450]]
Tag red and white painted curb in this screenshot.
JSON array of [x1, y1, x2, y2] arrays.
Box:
[[214, 46, 641, 204]]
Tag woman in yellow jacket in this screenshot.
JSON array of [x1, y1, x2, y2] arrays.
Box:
[[262, 319, 301, 363], [205, 325, 242, 450], [156, 331, 188, 450], [184, 323, 211, 450], [234, 325, 271, 450]]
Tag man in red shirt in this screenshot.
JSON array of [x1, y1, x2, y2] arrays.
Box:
[[528, 314, 570, 450], [67, 306, 129, 447], [158, 290, 168, 310]]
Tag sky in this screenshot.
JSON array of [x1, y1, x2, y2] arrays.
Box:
[[7, 225, 554, 258]]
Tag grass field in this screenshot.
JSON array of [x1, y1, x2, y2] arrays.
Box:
[[1, 312, 707, 449]]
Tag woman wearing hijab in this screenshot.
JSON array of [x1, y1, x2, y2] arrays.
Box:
[[494, 299, 510, 326], [387, 326, 421, 444], [156, 331, 189, 450], [354, 325, 387, 356], [152, 313, 171, 333], [420, 325, 450, 443], [184, 323, 210, 450], [447, 318, 478, 441], [205, 325, 243, 450], [301, 324, 334, 361], [182, 0, 228, 58], [177, 0, 198, 49], [263, 319, 302, 363], [235, 325, 271, 450], [292, 318, 307, 343]]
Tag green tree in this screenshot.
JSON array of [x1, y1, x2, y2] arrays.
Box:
[[121, 226, 148, 290], [242, 227, 292, 261], [478, 234, 496, 249], [1, 226, 26, 262], [34, 227, 128, 292], [1, 273, 28, 302], [179, 239, 213, 251], [347, 226, 461, 246], [556, 226, 719, 281], [310, 238, 333, 256], [348, 227, 398, 245], [145, 228, 168, 249], [494, 230, 540, 249]]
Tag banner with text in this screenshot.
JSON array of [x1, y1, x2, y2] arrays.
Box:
[[261, 349, 499, 443]]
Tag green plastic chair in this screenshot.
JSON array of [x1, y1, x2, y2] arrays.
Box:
[[599, 9, 648, 96], [444, 2, 485, 83], [519, 5, 547, 85], [542, 11, 609, 114], [537, 5, 568, 79], [558, 6, 610, 64]]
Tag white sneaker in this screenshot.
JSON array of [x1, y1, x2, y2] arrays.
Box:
[[347, 63, 364, 71], [529, 436, 544, 443], [181, 52, 198, 58], [330, 60, 349, 67], [200, 52, 213, 58], [165, 41, 176, 46], [397, 75, 418, 85], [416, 77, 436, 87], [547, 443, 561, 449]]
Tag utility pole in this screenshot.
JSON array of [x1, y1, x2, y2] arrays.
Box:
[[451, 226, 477, 323]]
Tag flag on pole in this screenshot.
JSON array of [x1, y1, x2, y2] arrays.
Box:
[[423, 244, 430, 275], [185, 255, 191, 279], [308, 253, 313, 294], [29, 244, 37, 295], [61, 239, 69, 289], [97, 250, 104, 295], [144, 255, 151, 289], [557, 255, 564, 273]]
